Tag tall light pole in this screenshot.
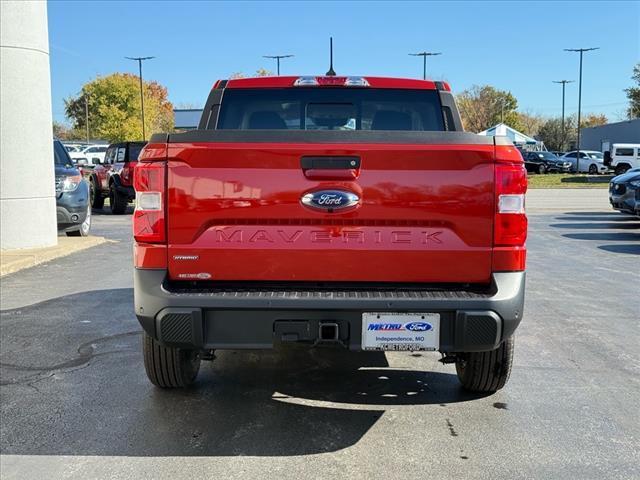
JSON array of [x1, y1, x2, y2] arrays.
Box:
[[552, 80, 574, 151], [262, 54, 294, 76], [564, 47, 598, 172], [409, 51, 442, 80], [125, 56, 155, 140]]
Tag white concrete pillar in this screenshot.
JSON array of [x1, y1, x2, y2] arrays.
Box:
[[1, 0, 57, 250]]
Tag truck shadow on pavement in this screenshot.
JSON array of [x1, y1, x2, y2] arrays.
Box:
[[597, 244, 640, 255], [0, 289, 485, 457], [550, 211, 640, 256], [550, 222, 638, 230]]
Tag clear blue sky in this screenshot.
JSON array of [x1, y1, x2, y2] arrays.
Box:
[[48, 0, 639, 124]]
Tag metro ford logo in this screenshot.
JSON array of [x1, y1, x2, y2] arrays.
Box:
[[405, 322, 433, 332], [301, 190, 359, 211], [368, 322, 433, 332]]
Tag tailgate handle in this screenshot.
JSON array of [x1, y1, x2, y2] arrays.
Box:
[[301, 156, 360, 180]]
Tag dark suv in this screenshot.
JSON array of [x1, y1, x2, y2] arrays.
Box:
[[609, 170, 640, 215], [86, 141, 146, 214], [54, 140, 91, 236]]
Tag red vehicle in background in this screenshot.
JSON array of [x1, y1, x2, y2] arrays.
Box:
[[84, 141, 146, 214], [133, 76, 527, 392]]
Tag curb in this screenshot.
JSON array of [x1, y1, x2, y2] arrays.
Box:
[[0, 236, 112, 277]]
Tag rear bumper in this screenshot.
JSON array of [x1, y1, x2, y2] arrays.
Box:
[[134, 270, 525, 353]]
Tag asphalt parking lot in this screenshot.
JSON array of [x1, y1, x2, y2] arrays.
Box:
[[1, 190, 638, 480]]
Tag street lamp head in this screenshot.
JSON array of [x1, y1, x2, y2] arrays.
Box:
[[125, 56, 156, 61], [263, 55, 294, 59], [409, 52, 442, 57], [563, 47, 600, 52], [552, 80, 575, 84]]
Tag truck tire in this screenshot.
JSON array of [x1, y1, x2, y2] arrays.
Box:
[[455, 336, 514, 392], [90, 177, 104, 209], [109, 183, 127, 214], [143, 333, 201, 388]]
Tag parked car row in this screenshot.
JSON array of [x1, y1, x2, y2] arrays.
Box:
[[609, 166, 640, 217], [519, 149, 608, 175], [54, 139, 146, 236]]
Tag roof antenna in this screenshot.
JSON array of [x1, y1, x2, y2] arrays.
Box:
[[326, 37, 336, 76]]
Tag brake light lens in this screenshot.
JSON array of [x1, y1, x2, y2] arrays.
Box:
[[495, 162, 528, 247], [294, 76, 370, 87], [133, 161, 165, 243]]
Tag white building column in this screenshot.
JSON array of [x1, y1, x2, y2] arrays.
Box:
[[1, 0, 57, 250]]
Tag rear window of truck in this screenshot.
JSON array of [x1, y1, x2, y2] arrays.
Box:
[[217, 88, 444, 131], [129, 144, 144, 161]]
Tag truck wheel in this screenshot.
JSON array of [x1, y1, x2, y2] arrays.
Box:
[[455, 336, 514, 392], [90, 178, 104, 209], [109, 183, 127, 214], [142, 333, 201, 388]]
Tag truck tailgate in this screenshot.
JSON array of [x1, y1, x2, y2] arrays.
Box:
[[167, 140, 495, 283]]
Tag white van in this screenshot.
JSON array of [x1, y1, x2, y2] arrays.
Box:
[[607, 144, 640, 175]]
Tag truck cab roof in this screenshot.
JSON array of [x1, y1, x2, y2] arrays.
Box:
[[215, 76, 451, 91]]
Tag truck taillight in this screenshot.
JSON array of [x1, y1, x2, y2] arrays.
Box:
[[133, 162, 165, 243], [493, 146, 527, 272], [495, 163, 527, 247]]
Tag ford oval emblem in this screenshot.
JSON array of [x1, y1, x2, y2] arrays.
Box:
[[404, 322, 433, 332], [301, 190, 359, 211]]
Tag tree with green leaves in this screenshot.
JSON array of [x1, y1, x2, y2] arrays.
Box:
[[64, 73, 174, 142], [624, 63, 640, 119], [456, 85, 522, 133]]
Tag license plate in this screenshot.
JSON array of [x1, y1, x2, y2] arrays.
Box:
[[361, 312, 440, 351]]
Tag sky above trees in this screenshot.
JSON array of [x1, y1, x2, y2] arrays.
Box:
[[48, 1, 638, 124]]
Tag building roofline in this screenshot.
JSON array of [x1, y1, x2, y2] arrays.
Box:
[[581, 118, 640, 130]]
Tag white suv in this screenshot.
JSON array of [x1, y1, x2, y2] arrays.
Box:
[[607, 144, 640, 175], [68, 144, 108, 164], [560, 150, 609, 174]]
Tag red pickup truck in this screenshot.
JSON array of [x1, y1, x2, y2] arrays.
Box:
[[133, 76, 527, 392], [85, 141, 146, 214]]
